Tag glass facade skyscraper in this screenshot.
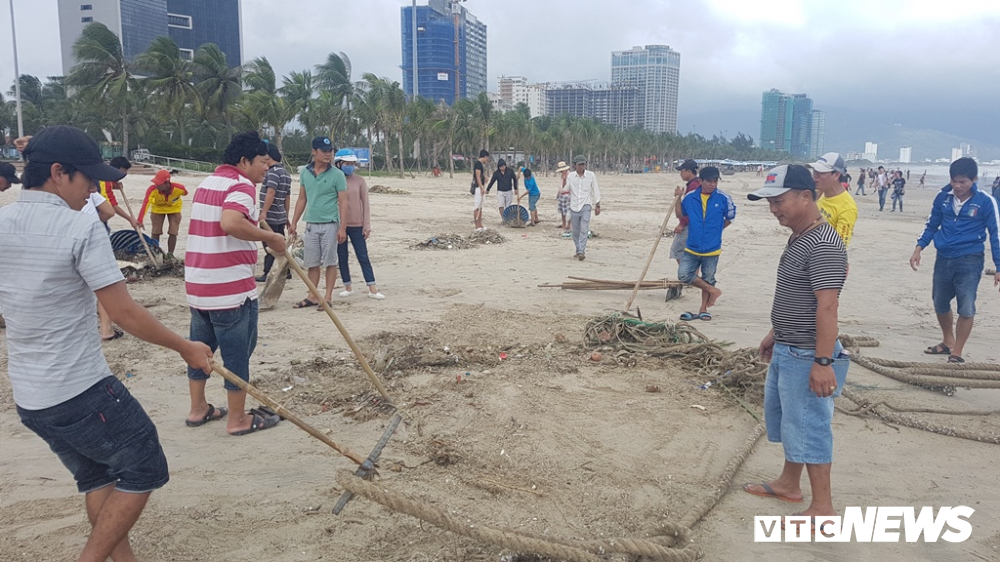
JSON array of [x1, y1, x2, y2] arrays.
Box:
[[401, 0, 487, 105], [610, 45, 681, 134], [760, 89, 824, 157], [167, 0, 242, 65]]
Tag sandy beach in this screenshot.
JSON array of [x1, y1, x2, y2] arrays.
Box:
[[1, 168, 999, 561]]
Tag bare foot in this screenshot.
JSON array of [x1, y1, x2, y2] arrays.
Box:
[[706, 287, 723, 307]]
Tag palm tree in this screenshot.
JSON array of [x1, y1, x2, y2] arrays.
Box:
[[315, 52, 353, 104], [66, 22, 140, 151], [281, 70, 317, 139], [192, 43, 242, 139], [243, 57, 296, 151], [408, 96, 436, 173], [474, 91, 493, 152], [136, 36, 201, 145]]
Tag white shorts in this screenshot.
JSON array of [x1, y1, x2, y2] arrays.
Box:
[[497, 191, 514, 209], [473, 189, 484, 210]]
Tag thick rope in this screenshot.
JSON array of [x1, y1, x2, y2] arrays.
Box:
[[863, 356, 1000, 372], [840, 388, 1000, 445], [336, 470, 700, 562], [851, 354, 1000, 390]]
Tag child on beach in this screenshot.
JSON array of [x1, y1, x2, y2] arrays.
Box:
[[138, 169, 187, 258], [519, 167, 541, 226]]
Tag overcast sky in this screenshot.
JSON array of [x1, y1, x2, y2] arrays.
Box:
[[3, 0, 999, 141]]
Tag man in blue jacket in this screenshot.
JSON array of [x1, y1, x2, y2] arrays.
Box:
[[676, 166, 736, 321], [909, 157, 1000, 363]]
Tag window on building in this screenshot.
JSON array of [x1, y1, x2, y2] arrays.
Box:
[[179, 48, 194, 61], [167, 13, 193, 29], [81, 4, 92, 10], [81, 16, 93, 22]]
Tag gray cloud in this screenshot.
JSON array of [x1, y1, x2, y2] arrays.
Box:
[[3, 0, 999, 142]]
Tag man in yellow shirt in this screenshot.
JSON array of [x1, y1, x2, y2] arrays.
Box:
[[810, 152, 857, 248], [138, 169, 187, 257]]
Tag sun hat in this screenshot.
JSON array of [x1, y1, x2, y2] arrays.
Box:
[[556, 161, 570, 172]]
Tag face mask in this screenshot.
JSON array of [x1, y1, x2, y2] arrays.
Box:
[[342, 165, 355, 176]]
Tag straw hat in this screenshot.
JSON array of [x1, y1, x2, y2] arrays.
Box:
[[556, 161, 570, 172]]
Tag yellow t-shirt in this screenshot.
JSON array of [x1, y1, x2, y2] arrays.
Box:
[[818, 190, 858, 248], [685, 193, 723, 257]]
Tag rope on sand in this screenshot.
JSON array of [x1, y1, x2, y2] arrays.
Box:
[[839, 388, 1000, 445]]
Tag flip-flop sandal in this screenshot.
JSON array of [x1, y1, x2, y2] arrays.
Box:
[[741, 482, 803, 503], [293, 299, 319, 309], [924, 343, 951, 355], [250, 405, 285, 421], [679, 312, 697, 321], [699, 312, 713, 321], [229, 412, 280, 436], [102, 328, 125, 341], [185, 404, 229, 427], [947, 355, 966, 364]]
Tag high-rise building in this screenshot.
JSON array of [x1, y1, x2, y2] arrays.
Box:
[[610, 45, 680, 134], [809, 110, 825, 158], [401, 0, 487, 106], [760, 89, 794, 152], [789, 94, 812, 157], [58, 0, 243, 75], [899, 147, 912, 163], [952, 148, 964, 162], [497, 76, 548, 118], [864, 142, 878, 159], [544, 81, 642, 131]]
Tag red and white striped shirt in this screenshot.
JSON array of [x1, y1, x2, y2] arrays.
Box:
[[184, 165, 259, 310]]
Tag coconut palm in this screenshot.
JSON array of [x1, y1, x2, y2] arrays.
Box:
[[192, 43, 242, 139], [66, 22, 141, 151], [281, 70, 318, 139], [242, 57, 296, 151], [136, 36, 201, 145]]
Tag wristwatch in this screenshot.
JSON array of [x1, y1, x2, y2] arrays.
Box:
[[814, 356, 833, 366]]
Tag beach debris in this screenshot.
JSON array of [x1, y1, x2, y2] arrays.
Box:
[[540, 276, 684, 291], [689, 404, 707, 411], [645, 385, 660, 393], [590, 352, 603, 362], [409, 229, 507, 250], [368, 184, 410, 195]]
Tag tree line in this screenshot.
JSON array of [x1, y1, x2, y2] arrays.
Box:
[[0, 22, 790, 175]]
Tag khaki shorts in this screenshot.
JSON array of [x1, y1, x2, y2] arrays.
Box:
[[151, 212, 181, 236], [473, 189, 484, 210], [497, 191, 514, 209]]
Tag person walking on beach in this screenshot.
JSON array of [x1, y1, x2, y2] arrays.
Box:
[[1, 125, 213, 562], [486, 158, 519, 221], [855, 168, 867, 196], [556, 161, 571, 231], [676, 166, 735, 321], [97, 157, 139, 229], [875, 166, 890, 211], [185, 131, 286, 435], [670, 159, 702, 264], [891, 170, 907, 212], [335, 149, 385, 300], [810, 153, 857, 248], [256, 143, 292, 282], [919, 171, 926, 188], [471, 149, 489, 231], [289, 136, 348, 308], [566, 155, 601, 260], [743, 164, 850, 531], [991, 174, 1000, 200], [137, 169, 187, 258], [910, 157, 1000, 364]]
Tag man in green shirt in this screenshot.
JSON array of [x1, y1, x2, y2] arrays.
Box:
[[289, 136, 347, 308]]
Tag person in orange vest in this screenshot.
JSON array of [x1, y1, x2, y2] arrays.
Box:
[[138, 169, 187, 258]]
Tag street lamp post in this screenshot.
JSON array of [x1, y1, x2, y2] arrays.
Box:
[[411, 0, 418, 99], [9, 0, 24, 141]]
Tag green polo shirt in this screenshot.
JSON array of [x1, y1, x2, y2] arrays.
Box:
[[301, 163, 347, 223]]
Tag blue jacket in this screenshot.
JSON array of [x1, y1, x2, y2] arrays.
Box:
[[916, 183, 1000, 267], [681, 187, 736, 254]]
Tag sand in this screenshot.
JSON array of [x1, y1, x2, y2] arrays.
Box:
[[1, 169, 999, 561]]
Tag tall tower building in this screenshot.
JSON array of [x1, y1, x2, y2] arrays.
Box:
[[610, 45, 680, 134], [809, 110, 825, 158], [760, 89, 822, 155], [760, 89, 794, 152], [401, 0, 487, 105], [58, 0, 243, 75]]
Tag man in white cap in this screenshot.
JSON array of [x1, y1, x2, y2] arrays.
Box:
[[742, 164, 849, 533], [555, 161, 571, 231], [810, 152, 857, 248]]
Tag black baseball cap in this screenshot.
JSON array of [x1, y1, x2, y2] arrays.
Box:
[[0, 162, 21, 184], [699, 166, 721, 181], [677, 159, 698, 172], [266, 143, 282, 162], [22, 126, 126, 182], [312, 136, 334, 151], [747, 164, 815, 200]]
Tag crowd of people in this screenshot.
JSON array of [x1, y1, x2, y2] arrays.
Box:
[[2, 121, 999, 558]]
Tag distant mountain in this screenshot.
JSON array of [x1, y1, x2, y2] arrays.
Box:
[[678, 106, 1000, 162]]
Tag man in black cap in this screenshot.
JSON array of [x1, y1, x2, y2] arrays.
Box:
[[0, 125, 213, 562], [669, 159, 701, 264], [0, 161, 20, 192], [742, 164, 849, 531], [290, 136, 348, 307], [676, 166, 734, 320]]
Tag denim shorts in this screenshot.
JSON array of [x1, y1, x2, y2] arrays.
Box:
[[188, 298, 258, 391], [933, 254, 983, 317], [528, 193, 540, 211], [17, 376, 169, 494], [764, 341, 850, 464], [677, 252, 719, 285], [303, 222, 340, 268]]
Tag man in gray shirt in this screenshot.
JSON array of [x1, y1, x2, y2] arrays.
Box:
[[257, 143, 292, 282], [0, 126, 212, 562]]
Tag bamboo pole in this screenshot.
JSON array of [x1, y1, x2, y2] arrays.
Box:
[[260, 221, 392, 403], [114, 185, 164, 269], [623, 192, 682, 311], [210, 361, 365, 465]]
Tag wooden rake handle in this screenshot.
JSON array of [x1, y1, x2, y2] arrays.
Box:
[[260, 221, 393, 403], [623, 191, 683, 312]]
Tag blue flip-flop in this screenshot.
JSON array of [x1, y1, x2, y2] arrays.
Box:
[[699, 312, 713, 321], [679, 312, 697, 321]]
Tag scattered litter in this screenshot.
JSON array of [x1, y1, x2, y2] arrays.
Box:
[[282, 385, 294, 392], [369, 184, 410, 195], [590, 352, 603, 362], [645, 385, 660, 393], [409, 230, 507, 250], [689, 404, 707, 410]]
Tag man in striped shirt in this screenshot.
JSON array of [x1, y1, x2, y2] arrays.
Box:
[[743, 165, 849, 530], [184, 131, 286, 436]]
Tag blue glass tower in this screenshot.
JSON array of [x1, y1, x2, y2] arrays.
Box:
[[167, 0, 242, 65], [401, 0, 487, 105]]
